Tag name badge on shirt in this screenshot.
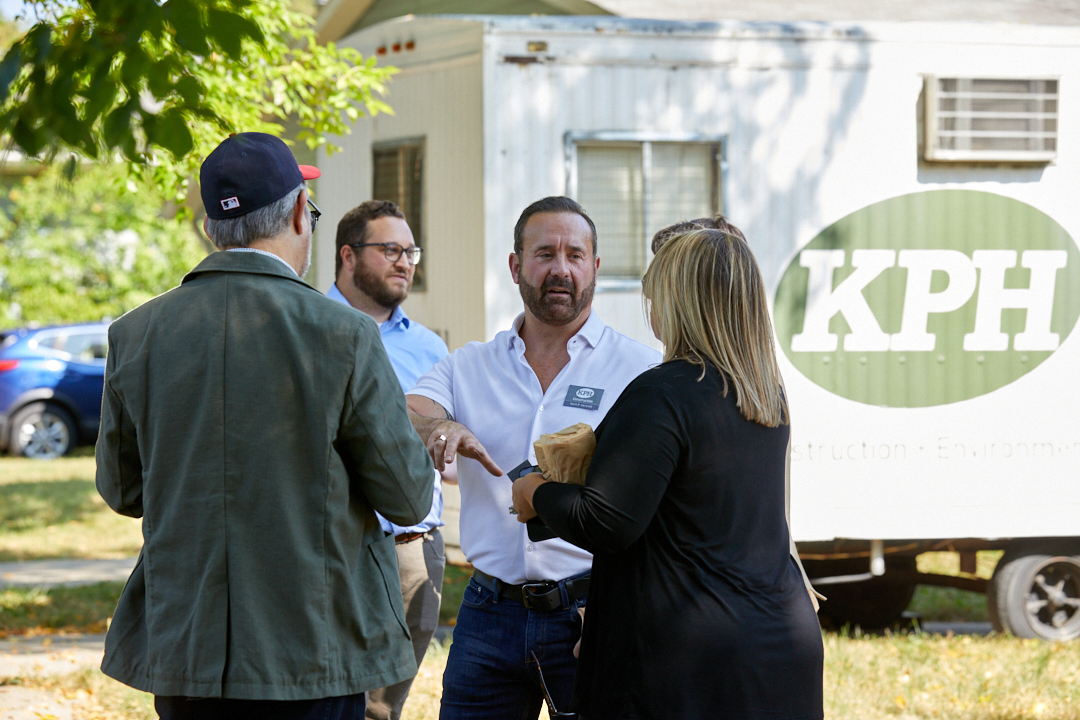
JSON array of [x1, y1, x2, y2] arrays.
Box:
[[564, 385, 604, 410]]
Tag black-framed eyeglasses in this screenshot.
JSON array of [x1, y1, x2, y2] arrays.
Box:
[[349, 242, 423, 266], [530, 651, 576, 717], [307, 198, 322, 232]]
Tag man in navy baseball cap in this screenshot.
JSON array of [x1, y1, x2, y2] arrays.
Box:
[[97, 129, 437, 719], [200, 131, 322, 277]]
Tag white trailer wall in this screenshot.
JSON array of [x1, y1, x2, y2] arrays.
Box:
[[479, 19, 1080, 340], [476, 19, 1080, 542], [327, 16, 1080, 543]]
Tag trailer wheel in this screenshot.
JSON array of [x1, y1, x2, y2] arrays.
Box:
[[988, 552, 1080, 640]]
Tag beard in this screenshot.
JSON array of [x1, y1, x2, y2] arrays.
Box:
[[352, 261, 410, 310], [519, 272, 596, 326]]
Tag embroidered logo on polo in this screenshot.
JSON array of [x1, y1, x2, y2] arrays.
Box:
[[564, 385, 604, 410]]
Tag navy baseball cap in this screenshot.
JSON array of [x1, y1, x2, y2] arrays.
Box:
[[200, 132, 321, 219]]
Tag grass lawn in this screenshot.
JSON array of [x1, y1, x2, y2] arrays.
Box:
[[2, 453, 1076, 719], [440, 565, 471, 625], [7, 633, 1079, 720], [0, 581, 126, 637], [0, 455, 142, 562], [823, 631, 1080, 719]]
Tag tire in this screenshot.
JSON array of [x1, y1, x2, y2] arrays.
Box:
[[9, 402, 77, 459], [805, 556, 918, 630], [988, 550, 1080, 640]]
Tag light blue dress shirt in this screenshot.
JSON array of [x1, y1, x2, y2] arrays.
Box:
[[327, 282, 448, 535]]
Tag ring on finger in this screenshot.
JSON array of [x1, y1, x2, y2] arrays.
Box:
[[438, 434, 447, 442]]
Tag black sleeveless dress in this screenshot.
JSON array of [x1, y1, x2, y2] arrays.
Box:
[[532, 360, 823, 720]]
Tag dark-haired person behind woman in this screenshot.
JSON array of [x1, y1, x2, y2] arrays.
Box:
[[512, 229, 823, 720]]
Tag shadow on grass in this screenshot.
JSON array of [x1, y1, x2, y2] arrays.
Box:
[[0, 480, 103, 533], [0, 581, 125, 636]]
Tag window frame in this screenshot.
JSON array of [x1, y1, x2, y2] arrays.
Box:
[[923, 75, 1059, 163], [564, 131, 727, 291], [372, 136, 427, 292], [28, 329, 109, 365]]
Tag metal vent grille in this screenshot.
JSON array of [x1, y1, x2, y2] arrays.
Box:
[[924, 76, 1058, 162]]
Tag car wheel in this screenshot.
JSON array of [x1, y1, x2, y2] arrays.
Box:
[[9, 402, 77, 459], [988, 550, 1080, 641]]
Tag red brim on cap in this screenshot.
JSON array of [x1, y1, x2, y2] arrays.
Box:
[[299, 165, 321, 180]]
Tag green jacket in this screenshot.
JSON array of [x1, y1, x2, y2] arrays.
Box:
[[96, 250, 435, 700]]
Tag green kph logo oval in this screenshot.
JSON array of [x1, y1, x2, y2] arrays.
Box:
[[774, 190, 1080, 407]]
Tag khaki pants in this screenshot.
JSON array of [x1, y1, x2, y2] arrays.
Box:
[[366, 529, 445, 720]]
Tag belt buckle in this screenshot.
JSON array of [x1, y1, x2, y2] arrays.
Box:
[[521, 581, 560, 611]]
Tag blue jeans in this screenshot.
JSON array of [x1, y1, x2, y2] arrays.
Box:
[[440, 578, 584, 720]]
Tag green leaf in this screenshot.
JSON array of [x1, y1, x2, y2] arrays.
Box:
[[164, 0, 209, 56], [53, 101, 85, 148], [120, 133, 140, 163], [11, 117, 46, 157], [120, 44, 151, 88], [147, 60, 172, 100], [0, 43, 24, 104], [80, 72, 118, 125], [25, 24, 51, 65], [139, 110, 156, 143], [174, 75, 202, 107], [103, 101, 134, 149], [151, 109, 193, 159], [206, 9, 262, 59], [76, 126, 99, 159], [0, 0, 396, 203]]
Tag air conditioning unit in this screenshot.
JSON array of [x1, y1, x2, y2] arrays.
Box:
[[924, 76, 1058, 163]]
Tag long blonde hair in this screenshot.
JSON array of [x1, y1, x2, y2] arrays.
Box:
[[642, 229, 788, 427]]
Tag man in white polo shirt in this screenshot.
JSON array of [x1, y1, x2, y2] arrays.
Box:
[[407, 197, 660, 720]]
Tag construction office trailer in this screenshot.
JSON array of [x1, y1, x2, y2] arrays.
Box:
[[316, 15, 1080, 639]]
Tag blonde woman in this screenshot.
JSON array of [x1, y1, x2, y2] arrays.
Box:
[[512, 229, 824, 720]]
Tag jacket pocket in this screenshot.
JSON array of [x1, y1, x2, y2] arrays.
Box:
[[369, 534, 409, 636]]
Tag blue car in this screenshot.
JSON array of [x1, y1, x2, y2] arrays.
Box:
[[0, 322, 109, 459]]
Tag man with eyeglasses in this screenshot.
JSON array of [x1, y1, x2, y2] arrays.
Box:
[[326, 200, 450, 720], [96, 133, 435, 719]]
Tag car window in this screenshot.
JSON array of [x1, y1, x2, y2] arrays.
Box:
[[65, 332, 108, 362], [32, 330, 108, 363]]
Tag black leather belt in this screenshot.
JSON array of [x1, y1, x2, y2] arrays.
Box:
[[472, 568, 589, 612]]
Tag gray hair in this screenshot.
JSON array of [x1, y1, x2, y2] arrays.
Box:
[[205, 182, 306, 249]]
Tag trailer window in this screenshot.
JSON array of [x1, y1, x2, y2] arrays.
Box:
[[572, 140, 720, 282], [373, 138, 425, 290], [924, 76, 1058, 163]]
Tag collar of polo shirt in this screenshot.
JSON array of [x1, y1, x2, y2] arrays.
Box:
[[508, 311, 605, 350]]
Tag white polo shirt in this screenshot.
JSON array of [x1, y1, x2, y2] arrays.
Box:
[[410, 311, 661, 585]]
